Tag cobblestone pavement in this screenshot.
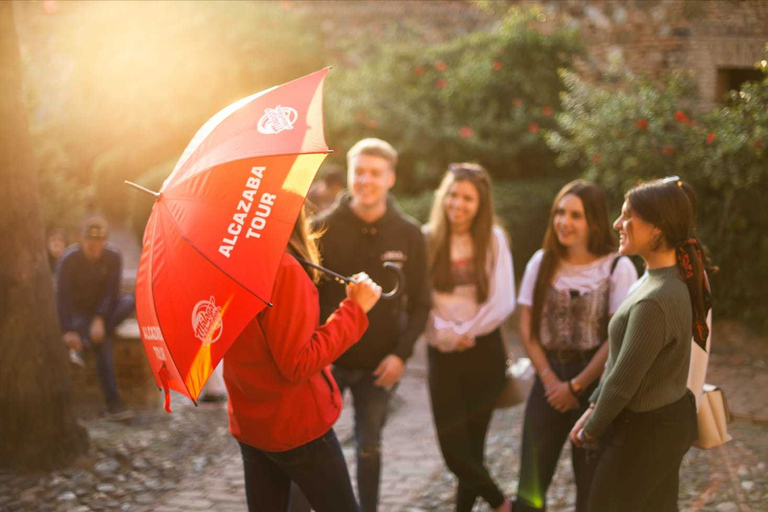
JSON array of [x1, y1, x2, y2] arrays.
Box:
[[2, 333, 767, 512]]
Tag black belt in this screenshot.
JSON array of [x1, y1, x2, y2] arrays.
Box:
[[544, 347, 599, 363]]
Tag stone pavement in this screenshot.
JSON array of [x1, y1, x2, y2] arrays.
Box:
[[141, 331, 768, 512]]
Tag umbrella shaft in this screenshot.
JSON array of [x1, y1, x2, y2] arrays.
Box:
[[294, 257, 355, 285]]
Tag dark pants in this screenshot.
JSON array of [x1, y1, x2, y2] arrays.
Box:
[[71, 293, 135, 406], [331, 365, 395, 512], [515, 356, 600, 512], [428, 329, 507, 512], [587, 391, 698, 512], [239, 429, 359, 512]]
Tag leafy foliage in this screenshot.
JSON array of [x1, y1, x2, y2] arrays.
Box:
[[325, 7, 583, 194], [548, 51, 768, 325]]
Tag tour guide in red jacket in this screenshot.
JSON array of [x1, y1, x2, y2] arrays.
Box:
[[223, 210, 382, 512]]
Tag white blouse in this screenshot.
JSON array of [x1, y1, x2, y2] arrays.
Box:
[[426, 226, 516, 352]]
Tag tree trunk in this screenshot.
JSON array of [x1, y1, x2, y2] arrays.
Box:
[[0, 2, 88, 471]]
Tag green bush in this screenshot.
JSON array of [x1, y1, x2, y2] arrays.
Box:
[[325, 7, 583, 194], [548, 53, 768, 326]]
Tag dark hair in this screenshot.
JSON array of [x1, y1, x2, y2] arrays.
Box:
[[426, 163, 496, 303], [531, 180, 617, 338], [626, 179, 711, 345]]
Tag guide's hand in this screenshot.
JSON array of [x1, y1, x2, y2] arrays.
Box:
[[346, 272, 382, 314], [373, 354, 404, 389]]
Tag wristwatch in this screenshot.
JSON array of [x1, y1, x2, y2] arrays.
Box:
[[568, 379, 585, 397]]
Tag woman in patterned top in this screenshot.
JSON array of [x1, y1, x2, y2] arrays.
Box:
[[424, 164, 516, 512], [513, 180, 637, 512]]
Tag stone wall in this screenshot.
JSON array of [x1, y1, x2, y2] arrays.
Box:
[[519, 0, 768, 108], [299, 0, 768, 109]]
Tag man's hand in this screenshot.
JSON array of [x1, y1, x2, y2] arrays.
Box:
[[372, 354, 405, 389], [63, 331, 83, 351], [90, 316, 106, 345], [545, 380, 580, 413]]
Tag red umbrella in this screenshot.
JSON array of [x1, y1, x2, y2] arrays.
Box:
[[131, 69, 331, 412]]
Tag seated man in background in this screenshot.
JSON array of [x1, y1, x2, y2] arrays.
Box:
[[56, 213, 135, 420]]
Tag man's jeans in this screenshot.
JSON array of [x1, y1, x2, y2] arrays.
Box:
[[70, 293, 135, 406], [331, 365, 395, 512], [239, 429, 359, 512]]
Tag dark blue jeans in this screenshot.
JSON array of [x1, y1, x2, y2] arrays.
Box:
[[239, 429, 359, 512], [70, 293, 135, 406], [515, 356, 600, 512], [331, 365, 394, 512]]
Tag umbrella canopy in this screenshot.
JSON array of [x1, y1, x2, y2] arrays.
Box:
[[135, 69, 331, 411]]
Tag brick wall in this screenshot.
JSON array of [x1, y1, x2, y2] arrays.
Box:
[[300, 0, 768, 109], [519, 0, 768, 108]]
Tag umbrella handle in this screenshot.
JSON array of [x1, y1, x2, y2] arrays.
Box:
[[380, 262, 404, 300], [294, 258, 404, 301]]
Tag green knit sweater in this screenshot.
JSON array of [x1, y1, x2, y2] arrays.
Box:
[[585, 265, 692, 438]]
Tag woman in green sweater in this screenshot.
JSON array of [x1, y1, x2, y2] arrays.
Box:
[[570, 178, 711, 512]]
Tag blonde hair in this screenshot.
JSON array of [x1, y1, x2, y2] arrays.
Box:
[[346, 138, 398, 171], [287, 205, 323, 284]]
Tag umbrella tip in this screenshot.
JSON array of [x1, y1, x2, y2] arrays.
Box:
[[267, 302, 274, 308]]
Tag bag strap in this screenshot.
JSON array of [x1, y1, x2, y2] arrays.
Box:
[[610, 255, 621, 275]]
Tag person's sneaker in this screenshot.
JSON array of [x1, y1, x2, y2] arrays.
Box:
[[107, 402, 135, 421], [69, 349, 86, 368]]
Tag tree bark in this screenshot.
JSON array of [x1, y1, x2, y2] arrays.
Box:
[[0, 2, 88, 470]]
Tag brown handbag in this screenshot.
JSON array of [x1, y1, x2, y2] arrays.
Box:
[[692, 384, 732, 449]]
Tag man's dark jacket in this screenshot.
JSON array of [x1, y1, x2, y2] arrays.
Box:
[[56, 242, 122, 332], [313, 194, 430, 370]]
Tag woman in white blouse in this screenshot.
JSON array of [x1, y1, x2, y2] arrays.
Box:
[[513, 180, 637, 512], [423, 163, 515, 512]]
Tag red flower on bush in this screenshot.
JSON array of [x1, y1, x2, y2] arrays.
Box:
[[512, 99, 524, 108], [674, 110, 692, 125], [706, 132, 716, 145], [43, 0, 58, 14], [366, 119, 378, 129], [541, 106, 554, 117], [355, 112, 366, 122], [458, 126, 474, 138], [435, 78, 448, 89], [757, 141, 763, 149], [636, 118, 648, 130], [435, 61, 447, 72], [591, 154, 601, 164], [661, 145, 676, 156], [279, 1, 293, 9], [493, 61, 503, 71], [414, 66, 425, 76], [528, 122, 540, 134]]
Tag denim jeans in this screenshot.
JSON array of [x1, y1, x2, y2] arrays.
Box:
[[515, 356, 600, 512], [70, 293, 135, 406], [428, 329, 507, 512], [239, 429, 359, 512], [331, 365, 395, 512], [587, 390, 698, 512]]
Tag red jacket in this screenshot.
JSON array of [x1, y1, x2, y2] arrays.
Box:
[[223, 252, 368, 452]]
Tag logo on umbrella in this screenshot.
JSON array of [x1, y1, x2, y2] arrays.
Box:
[[192, 296, 224, 346], [257, 105, 298, 135]]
